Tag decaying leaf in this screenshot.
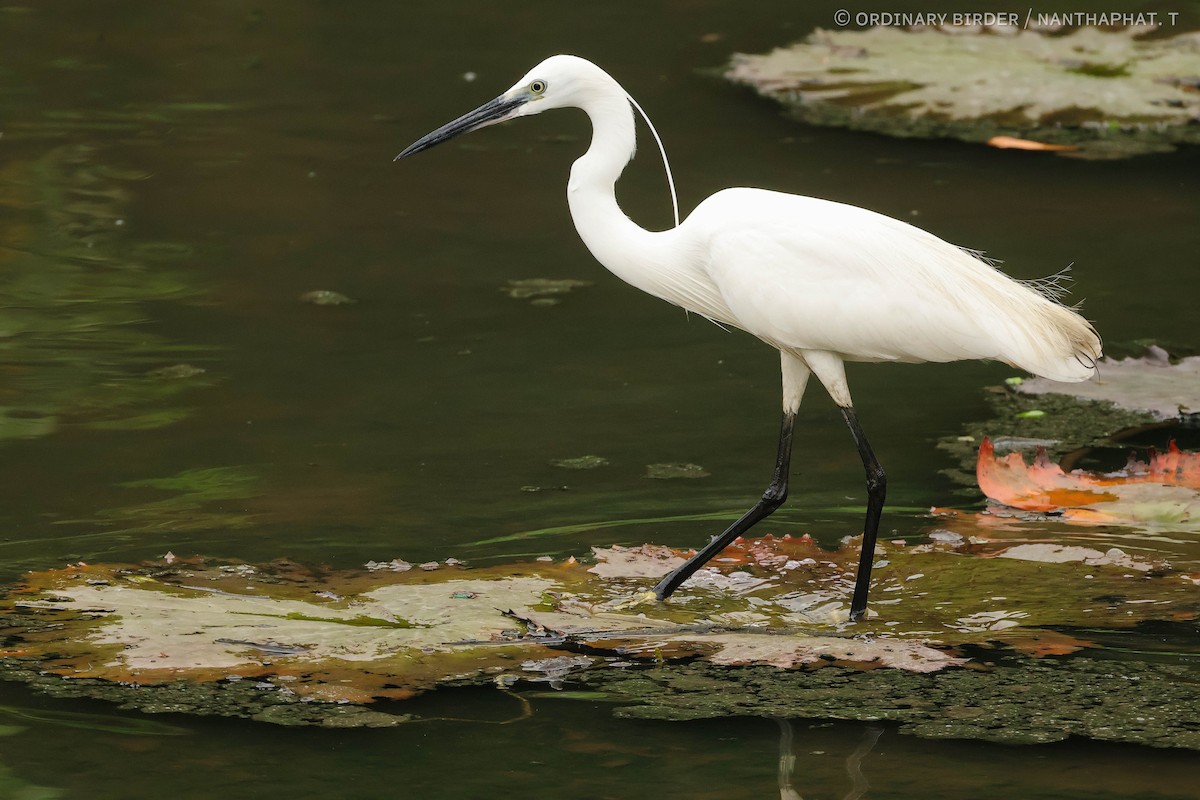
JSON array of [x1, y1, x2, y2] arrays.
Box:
[[585, 543, 685, 579], [0, 531, 1195, 727], [726, 26, 1200, 159], [996, 543, 1156, 571], [977, 437, 1200, 526], [651, 633, 966, 672], [1002, 629, 1097, 658]]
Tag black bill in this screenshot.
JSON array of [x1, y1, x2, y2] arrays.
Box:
[[395, 94, 527, 160]]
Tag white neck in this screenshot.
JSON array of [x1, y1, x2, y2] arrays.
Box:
[[559, 73, 737, 327], [565, 82, 673, 299]]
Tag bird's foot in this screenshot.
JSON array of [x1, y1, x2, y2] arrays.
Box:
[[609, 590, 660, 611], [847, 605, 872, 623]]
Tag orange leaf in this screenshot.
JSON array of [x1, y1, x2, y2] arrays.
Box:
[[976, 438, 1200, 524], [976, 438, 1117, 511], [987, 136, 1078, 152], [1006, 630, 1096, 658]]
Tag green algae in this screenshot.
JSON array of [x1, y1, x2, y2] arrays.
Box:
[[0, 655, 406, 729], [118, 466, 257, 498], [550, 455, 610, 470], [277, 614, 417, 633], [645, 463, 710, 480], [252, 703, 411, 728], [501, 278, 593, 303], [0, 703, 188, 736], [5, 630, 1197, 750], [938, 387, 1157, 489], [1065, 61, 1131, 79], [467, 511, 738, 547], [586, 655, 1200, 750], [51, 466, 264, 537], [0, 756, 61, 800]]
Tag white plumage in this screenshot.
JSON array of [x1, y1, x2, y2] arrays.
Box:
[[397, 55, 1102, 620]]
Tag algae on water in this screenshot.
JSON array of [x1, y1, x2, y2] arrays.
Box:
[[550, 455, 610, 470], [592, 656, 1200, 750]]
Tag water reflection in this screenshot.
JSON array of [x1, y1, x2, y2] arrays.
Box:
[[775, 719, 883, 800], [0, 145, 209, 441]]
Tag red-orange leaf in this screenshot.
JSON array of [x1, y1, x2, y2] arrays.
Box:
[[976, 438, 1200, 525], [976, 438, 1117, 511]]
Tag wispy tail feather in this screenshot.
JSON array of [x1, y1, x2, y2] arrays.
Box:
[[1005, 299, 1102, 382]]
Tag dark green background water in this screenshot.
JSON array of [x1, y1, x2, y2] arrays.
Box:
[[2, 1, 1198, 797]]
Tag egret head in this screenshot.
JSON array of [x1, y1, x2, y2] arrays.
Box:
[[395, 55, 610, 160]]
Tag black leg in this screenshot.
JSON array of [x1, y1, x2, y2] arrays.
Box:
[[841, 405, 886, 621], [653, 412, 795, 600]]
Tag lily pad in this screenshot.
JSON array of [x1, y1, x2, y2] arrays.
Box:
[[726, 26, 1200, 158]]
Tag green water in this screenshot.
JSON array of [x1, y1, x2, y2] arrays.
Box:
[[2, 1, 1199, 797]]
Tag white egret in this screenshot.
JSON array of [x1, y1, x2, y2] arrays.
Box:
[[396, 55, 1101, 621]]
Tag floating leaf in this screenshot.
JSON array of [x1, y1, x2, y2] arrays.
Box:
[[726, 27, 1200, 159], [987, 136, 1078, 152], [1017, 351, 1200, 421], [977, 437, 1200, 525], [652, 633, 965, 673], [0, 529, 1194, 733]]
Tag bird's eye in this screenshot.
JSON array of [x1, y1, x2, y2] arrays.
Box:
[[529, 80, 547, 95]]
